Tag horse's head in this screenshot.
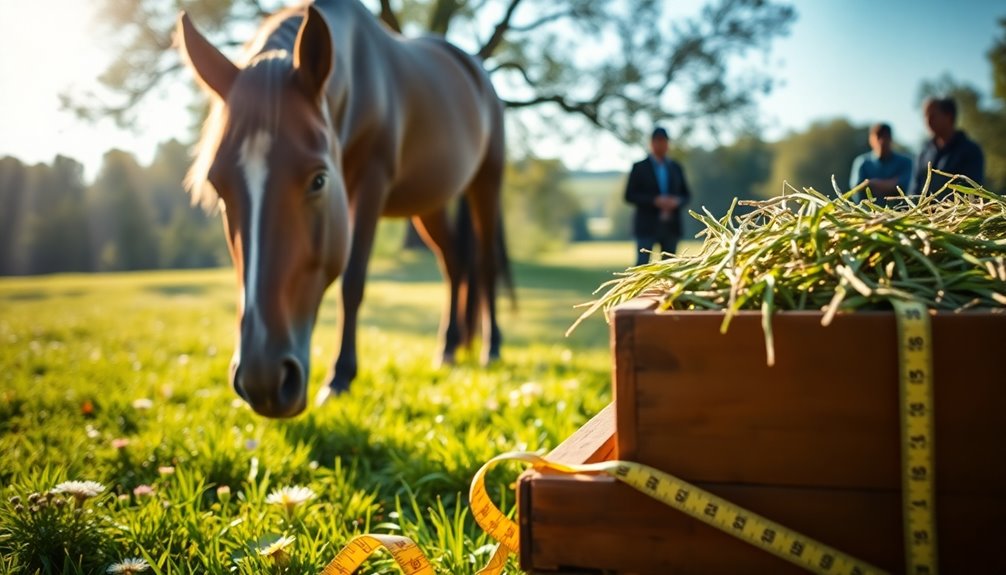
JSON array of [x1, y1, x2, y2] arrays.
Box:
[[178, 7, 349, 417]]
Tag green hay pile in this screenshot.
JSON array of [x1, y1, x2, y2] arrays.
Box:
[[573, 171, 1006, 364]]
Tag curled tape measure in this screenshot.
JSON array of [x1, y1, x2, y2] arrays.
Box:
[[320, 302, 936, 575], [471, 454, 886, 575], [319, 534, 434, 575]]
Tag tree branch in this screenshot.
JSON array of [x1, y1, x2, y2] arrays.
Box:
[[508, 9, 575, 33], [503, 94, 604, 127], [378, 0, 402, 33], [477, 0, 524, 60], [428, 0, 464, 35], [63, 61, 185, 128], [488, 60, 534, 84]]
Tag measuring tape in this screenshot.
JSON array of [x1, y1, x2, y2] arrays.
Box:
[[471, 453, 887, 575], [319, 534, 434, 575], [320, 302, 937, 575], [319, 450, 885, 575], [892, 300, 938, 574]]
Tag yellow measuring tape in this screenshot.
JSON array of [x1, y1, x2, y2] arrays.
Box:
[[320, 302, 937, 575], [319, 534, 434, 575], [892, 300, 938, 574]]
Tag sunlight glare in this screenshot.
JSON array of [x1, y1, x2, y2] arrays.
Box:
[[0, 0, 108, 166]]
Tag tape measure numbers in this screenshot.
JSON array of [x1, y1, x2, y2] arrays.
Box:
[[319, 302, 937, 575], [319, 534, 434, 575], [893, 300, 938, 574], [470, 453, 885, 575]]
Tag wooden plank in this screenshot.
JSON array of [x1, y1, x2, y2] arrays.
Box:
[[612, 307, 638, 462], [520, 473, 1006, 574], [618, 310, 1006, 492], [546, 402, 616, 466]]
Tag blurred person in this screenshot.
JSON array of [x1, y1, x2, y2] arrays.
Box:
[[624, 126, 692, 266], [848, 122, 913, 202], [909, 96, 985, 196]]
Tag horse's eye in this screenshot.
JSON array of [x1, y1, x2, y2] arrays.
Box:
[[309, 173, 328, 194]]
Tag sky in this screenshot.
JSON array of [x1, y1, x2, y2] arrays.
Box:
[[0, 0, 1003, 182]]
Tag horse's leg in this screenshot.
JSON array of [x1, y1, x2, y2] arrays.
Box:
[[315, 194, 382, 406], [465, 157, 505, 366], [411, 209, 464, 366]]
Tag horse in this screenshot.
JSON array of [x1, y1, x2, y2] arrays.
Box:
[[176, 0, 510, 418]]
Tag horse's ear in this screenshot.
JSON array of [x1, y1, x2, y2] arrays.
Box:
[[176, 11, 239, 100], [294, 6, 333, 102]]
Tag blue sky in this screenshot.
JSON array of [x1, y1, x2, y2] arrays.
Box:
[[756, 0, 1002, 147], [0, 0, 1003, 181]]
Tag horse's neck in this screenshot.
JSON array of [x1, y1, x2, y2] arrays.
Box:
[[317, 2, 404, 149]]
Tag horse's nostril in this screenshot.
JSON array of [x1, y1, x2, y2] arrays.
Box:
[[231, 364, 249, 401], [279, 357, 304, 404]]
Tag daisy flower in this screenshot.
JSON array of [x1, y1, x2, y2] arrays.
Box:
[[106, 558, 150, 574], [258, 535, 295, 564], [266, 485, 316, 516], [52, 480, 105, 506]]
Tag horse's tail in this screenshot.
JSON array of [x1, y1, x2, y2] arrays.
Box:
[[495, 212, 516, 311], [455, 195, 516, 350]]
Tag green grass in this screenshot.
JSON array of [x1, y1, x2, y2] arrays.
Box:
[[0, 243, 633, 574]]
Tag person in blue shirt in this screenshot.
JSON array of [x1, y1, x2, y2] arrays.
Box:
[[624, 127, 692, 266], [909, 96, 985, 197], [848, 123, 913, 202]]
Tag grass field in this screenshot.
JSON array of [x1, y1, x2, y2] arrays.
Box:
[[0, 242, 638, 574]]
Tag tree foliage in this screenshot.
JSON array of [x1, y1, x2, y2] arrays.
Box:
[[909, 19, 1006, 195], [502, 157, 586, 257], [755, 119, 867, 199], [0, 148, 226, 276], [68, 0, 795, 143]]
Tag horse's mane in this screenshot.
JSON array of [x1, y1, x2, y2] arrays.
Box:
[[183, 7, 305, 211]]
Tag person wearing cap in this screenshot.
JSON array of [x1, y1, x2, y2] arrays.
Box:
[[848, 122, 913, 202], [624, 126, 692, 266]]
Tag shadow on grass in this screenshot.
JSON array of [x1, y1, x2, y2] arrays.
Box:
[[143, 283, 211, 297], [322, 249, 619, 350], [0, 288, 86, 302]]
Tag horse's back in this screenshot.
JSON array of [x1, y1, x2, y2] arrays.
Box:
[[379, 35, 504, 215]]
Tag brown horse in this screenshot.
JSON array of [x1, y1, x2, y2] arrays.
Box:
[[177, 0, 509, 418]]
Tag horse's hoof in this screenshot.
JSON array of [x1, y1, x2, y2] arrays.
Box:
[[480, 351, 500, 367], [434, 351, 456, 369], [314, 383, 348, 407]]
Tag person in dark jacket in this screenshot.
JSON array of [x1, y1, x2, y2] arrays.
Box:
[[909, 97, 985, 197], [624, 126, 692, 266]]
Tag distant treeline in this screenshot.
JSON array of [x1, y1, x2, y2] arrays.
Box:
[[2, 115, 1002, 276], [0, 141, 227, 276]]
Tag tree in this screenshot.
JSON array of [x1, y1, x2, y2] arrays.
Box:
[[681, 134, 772, 236], [913, 19, 1006, 195], [87, 150, 161, 271], [756, 119, 867, 199], [0, 157, 29, 274], [71, 0, 794, 144], [21, 157, 93, 274], [501, 156, 584, 257], [69, 0, 795, 256], [146, 140, 229, 268]]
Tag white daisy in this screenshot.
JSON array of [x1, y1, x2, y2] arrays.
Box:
[[258, 534, 295, 562], [265, 485, 316, 513], [52, 480, 105, 505], [106, 557, 150, 574]]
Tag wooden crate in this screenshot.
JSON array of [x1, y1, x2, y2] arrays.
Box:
[[519, 300, 1006, 574]]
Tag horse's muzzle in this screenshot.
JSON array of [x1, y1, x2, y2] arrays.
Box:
[[231, 353, 308, 418]]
